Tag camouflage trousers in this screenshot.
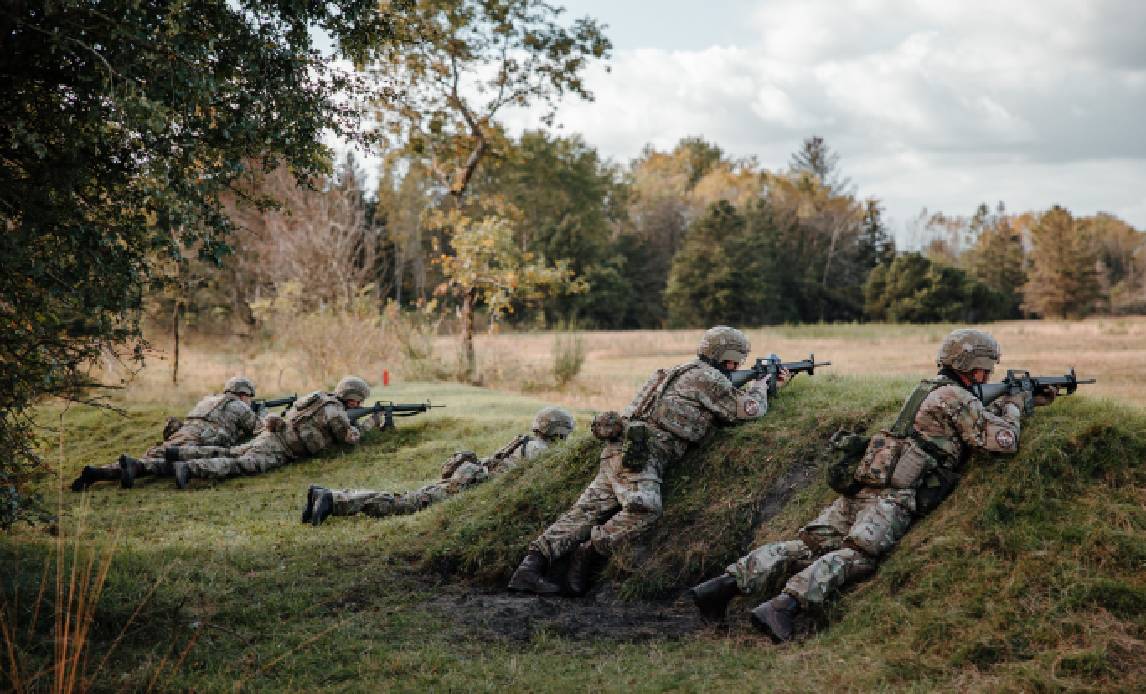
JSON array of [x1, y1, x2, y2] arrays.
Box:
[[726, 487, 914, 607], [530, 442, 665, 561], [331, 462, 487, 518], [165, 431, 295, 480]]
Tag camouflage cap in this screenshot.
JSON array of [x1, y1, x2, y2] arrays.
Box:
[[697, 326, 751, 363], [937, 329, 1001, 372], [223, 376, 256, 397], [334, 375, 370, 402], [532, 406, 575, 440]]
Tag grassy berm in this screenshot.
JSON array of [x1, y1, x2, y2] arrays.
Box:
[[3, 377, 1144, 691]]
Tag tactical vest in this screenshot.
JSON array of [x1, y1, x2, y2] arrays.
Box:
[[849, 377, 962, 513], [634, 362, 707, 442], [185, 394, 237, 422], [282, 391, 341, 456]]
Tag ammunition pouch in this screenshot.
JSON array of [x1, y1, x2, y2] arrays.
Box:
[[620, 421, 651, 471], [915, 465, 960, 515]]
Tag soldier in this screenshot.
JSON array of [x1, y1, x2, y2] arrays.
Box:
[[301, 406, 576, 526], [686, 328, 1056, 642], [70, 376, 262, 491], [163, 375, 369, 489], [507, 326, 785, 597]]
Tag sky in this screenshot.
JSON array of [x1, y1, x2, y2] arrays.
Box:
[[496, 0, 1146, 239]]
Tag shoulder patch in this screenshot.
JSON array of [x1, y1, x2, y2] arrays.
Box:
[[995, 429, 1016, 448], [743, 398, 760, 417]]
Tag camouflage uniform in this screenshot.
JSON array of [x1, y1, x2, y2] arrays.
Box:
[[136, 392, 262, 476], [322, 406, 574, 520], [727, 371, 1024, 609], [170, 389, 360, 481], [331, 437, 552, 517], [530, 358, 767, 561]]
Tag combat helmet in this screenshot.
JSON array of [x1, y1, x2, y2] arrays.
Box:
[[223, 376, 256, 398], [532, 406, 575, 441], [936, 329, 1001, 373], [697, 326, 751, 364], [334, 375, 370, 403]]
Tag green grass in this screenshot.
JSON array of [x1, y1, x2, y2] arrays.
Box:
[[3, 378, 1144, 691]]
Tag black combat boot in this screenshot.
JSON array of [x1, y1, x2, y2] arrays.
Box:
[[301, 485, 325, 524], [173, 461, 190, 490], [565, 541, 606, 596], [507, 550, 562, 595], [69, 465, 117, 492], [164, 447, 185, 463], [118, 454, 145, 489], [310, 488, 334, 527], [687, 574, 741, 622], [749, 593, 800, 643]]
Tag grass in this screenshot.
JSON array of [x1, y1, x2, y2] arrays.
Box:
[[4, 370, 1144, 691]]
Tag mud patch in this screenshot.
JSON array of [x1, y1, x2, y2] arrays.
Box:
[[753, 454, 821, 525], [427, 583, 705, 643]]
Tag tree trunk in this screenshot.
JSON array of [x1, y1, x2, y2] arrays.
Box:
[[172, 300, 183, 385], [460, 287, 477, 383]]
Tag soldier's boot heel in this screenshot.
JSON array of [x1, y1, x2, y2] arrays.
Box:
[[301, 485, 325, 524], [687, 574, 741, 622], [565, 541, 605, 596], [118, 455, 144, 489], [173, 462, 190, 490], [749, 593, 800, 643], [69, 466, 112, 492], [311, 489, 334, 527], [508, 550, 562, 596]]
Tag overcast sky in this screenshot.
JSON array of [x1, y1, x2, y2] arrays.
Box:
[[498, 0, 1146, 239]]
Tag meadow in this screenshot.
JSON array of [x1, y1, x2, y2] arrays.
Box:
[[2, 320, 1144, 691]]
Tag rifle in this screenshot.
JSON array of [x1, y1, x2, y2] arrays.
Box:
[[729, 353, 832, 394], [346, 401, 443, 431], [971, 369, 1095, 411], [252, 394, 297, 415]]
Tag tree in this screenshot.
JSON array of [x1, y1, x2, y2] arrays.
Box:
[[435, 213, 584, 380], [0, 0, 395, 527], [963, 203, 1027, 318], [789, 135, 853, 195], [864, 253, 1010, 323], [373, 0, 611, 199], [1022, 206, 1101, 318]]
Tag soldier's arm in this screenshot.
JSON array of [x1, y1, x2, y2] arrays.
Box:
[[325, 405, 362, 445], [232, 401, 261, 438], [950, 392, 1022, 454], [698, 376, 768, 423]]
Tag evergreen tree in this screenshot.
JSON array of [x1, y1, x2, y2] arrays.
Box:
[[1022, 206, 1100, 318]]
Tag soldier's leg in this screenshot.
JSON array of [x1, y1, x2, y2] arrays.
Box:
[[528, 466, 620, 562], [587, 476, 662, 556], [726, 540, 815, 595], [783, 491, 913, 608], [797, 495, 856, 553]]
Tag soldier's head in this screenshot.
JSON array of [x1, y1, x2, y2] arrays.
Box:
[[223, 376, 256, 403], [697, 326, 751, 376], [334, 375, 370, 408], [937, 329, 1001, 385], [531, 406, 575, 442]]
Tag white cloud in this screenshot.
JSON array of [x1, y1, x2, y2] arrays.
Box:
[[504, 0, 1146, 232]]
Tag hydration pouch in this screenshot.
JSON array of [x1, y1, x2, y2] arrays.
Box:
[[620, 421, 651, 471], [826, 431, 869, 495]]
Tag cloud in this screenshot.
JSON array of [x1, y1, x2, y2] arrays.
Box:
[[503, 0, 1146, 231]]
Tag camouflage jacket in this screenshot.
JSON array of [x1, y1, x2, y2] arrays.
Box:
[[624, 358, 768, 460], [175, 393, 260, 447], [854, 377, 1022, 492], [280, 391, 359, 457]]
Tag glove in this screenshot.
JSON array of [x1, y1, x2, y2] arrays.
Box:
[[996, 391, 1033, 416], [346, 426, 362, 444]]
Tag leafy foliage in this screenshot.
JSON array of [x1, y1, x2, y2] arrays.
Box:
[[864, 253, 1011, 323], [0, 0, 397, 526]]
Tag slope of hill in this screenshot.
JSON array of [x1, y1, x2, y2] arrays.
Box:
[[2, 378, 1142, 691]]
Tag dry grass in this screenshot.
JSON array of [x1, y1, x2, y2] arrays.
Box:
[[110, 317, 1146, 413]]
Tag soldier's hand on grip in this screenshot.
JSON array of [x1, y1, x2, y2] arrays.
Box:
[[1033, 385, 1057, 407]]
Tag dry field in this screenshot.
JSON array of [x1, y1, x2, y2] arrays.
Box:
[[118, 318, 1146, 410]]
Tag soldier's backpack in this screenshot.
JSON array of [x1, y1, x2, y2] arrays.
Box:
[[619, 362, 703, 469]]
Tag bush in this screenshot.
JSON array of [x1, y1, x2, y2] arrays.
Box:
[[552, 332, 586, 388]]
